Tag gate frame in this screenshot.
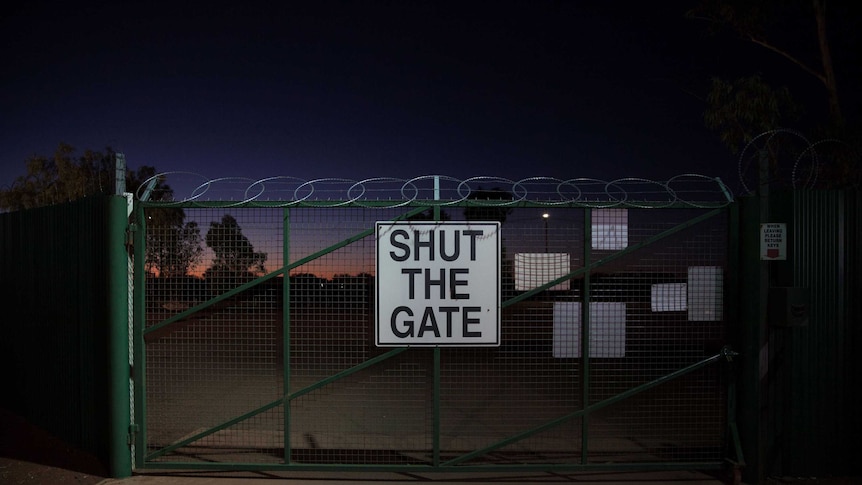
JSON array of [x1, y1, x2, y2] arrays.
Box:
[[130, 195, 741, 475]]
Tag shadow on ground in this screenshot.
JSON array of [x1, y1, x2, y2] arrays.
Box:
[[0, 407, 106, 485]]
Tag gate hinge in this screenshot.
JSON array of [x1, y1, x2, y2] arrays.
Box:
[[126, 224, 137, 251], [127, 423, 139, 446]]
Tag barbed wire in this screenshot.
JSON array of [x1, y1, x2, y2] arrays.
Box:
[[736, 128, 861, 195], [136, 173, 734, 208], [737, 129, 815, 195]]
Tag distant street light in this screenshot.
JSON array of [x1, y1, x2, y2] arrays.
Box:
[[542, 213, 549, 252]]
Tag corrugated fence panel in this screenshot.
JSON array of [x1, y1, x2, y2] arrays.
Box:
[[0, 196, 118, 462], [845, 191, 862, 464], [767, 190, 862, 476]]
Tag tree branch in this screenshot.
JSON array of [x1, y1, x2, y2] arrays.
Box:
[[748, 36, 827, 85], [812, 0, 843, 129]]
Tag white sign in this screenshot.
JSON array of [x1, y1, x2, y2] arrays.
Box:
[[688, 266, 723, 321], [514, 253, 571, 291], [760, 223, 787, 260], [375, 221, 500, 346], [552, 302, 626, 358], [651, 283, 687, 312], [592, 208, 628, 250]]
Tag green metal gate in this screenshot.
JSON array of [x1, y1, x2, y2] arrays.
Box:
[[132, 176, 737, 473]]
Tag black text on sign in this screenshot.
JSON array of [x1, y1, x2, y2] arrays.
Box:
[[375, 222, 500, 346]]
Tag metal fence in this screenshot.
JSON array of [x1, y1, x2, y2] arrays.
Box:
[[0, 196, 131, 476], [133, 175, 735, 472]]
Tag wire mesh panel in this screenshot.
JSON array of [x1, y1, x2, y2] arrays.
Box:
[[583, 208, 728, 464], [135, 177, 732, 472], [286, 207, 434, 464], [144, 208, 284, 464]]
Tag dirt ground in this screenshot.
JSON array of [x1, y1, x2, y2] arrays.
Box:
[[2, 406, 859, 485], [0, 407, 106, 485]]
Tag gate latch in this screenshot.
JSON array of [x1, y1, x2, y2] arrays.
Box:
[[720, 346, 738, 362]]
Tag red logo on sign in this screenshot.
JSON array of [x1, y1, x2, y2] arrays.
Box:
[[767, 248, 779, 258]]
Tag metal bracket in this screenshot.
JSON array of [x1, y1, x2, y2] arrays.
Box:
[[127, 423, 140, 446], [125, 223, 137, 251]]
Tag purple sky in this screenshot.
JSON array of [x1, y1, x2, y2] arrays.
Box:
[[2, 1, 856, 199]]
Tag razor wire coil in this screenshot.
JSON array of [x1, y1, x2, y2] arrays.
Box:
[[132, 130, 860, 205], [137, 173, 734, 209]]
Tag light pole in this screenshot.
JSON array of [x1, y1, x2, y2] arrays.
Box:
[[542, 212, 549, 252]]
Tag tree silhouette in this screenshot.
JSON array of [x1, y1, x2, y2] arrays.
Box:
[[704, 75, 800, 155], [0, 143, 167, 210], [688, 0, 860, 188], [203, 214, 267, 282], [0, 143, 206, 277], [406, 208, 451, 221], [146, 214, 204, 278], [463, 188, 513, 223]]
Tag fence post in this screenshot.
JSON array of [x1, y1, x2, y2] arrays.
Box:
[[115, 153, 126, 195], [580, 207, 592, 463], [283, 207, 292, 463], [736, 195, 766, 483], [107, 196, 132, 477]]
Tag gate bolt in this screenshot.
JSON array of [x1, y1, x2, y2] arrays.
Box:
[[720, 346, 738, 362]]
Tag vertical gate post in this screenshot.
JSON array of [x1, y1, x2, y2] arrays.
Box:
[[107, 196, 132, 477], [580, 207, 592, 463], [132, 202, 148, 468], [432, 176, 442, 466], [736, 195, 767, 483], [282, 207, 292, 463]]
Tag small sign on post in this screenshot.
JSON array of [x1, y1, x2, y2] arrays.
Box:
[[760, 223, 787, 260], [375, 221, 500, 347]]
